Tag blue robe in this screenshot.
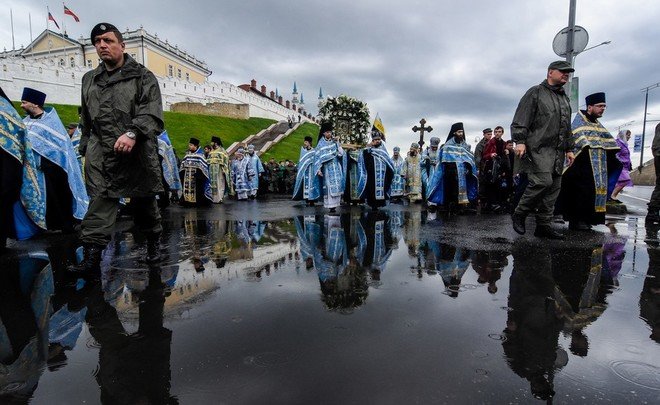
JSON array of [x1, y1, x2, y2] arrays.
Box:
[[231, 157, 255, 197], [391, 156, 406, 197], [70, 126, 83, 173], [0, 97, 46, 240], [158, 131, 182, 194], [317, 215, 348, 283], [179, 153, 212, 204], [313, 138, 346, 202], [292, 147, 321, 201], [556, 111, 622, 223], [357, 143, 395, 207], [23, 107, 88, 221], [421, 147, 440, 198], [295, 216, 322, 262], [247, 153, 264, 192], [428, 139, 478, 206]]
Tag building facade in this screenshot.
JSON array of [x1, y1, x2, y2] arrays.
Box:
[[0, 28, 313, 121]]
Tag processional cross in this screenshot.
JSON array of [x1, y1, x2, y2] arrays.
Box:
[[412, 118, 433, 148]]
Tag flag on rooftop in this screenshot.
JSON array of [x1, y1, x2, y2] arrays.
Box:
[[48, 11, 60, 29], [64, 5, 80, 22]]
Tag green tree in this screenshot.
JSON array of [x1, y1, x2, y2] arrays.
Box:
[[318, 95, 370, 145]]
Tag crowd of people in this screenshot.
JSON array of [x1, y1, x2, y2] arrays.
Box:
[[1, 19, 659, 271]]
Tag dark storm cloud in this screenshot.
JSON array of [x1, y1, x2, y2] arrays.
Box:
[[3, 0, 659, 148]]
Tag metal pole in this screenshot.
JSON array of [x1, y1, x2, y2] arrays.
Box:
[[10, 9, 15, 50], [640, 89, 649, 172], [29, 13, 33, 43], [566, 0, 576, 64], [565, 0, 577, 95]]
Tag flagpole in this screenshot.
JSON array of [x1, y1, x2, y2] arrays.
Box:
[[29, 13, 33, 43], [10, 9, 15, 50]]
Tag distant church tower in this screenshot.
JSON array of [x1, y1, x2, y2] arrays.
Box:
[[292, 82, 299, 105], [299, 92, 305, 110], [317, 87, 325, 109]]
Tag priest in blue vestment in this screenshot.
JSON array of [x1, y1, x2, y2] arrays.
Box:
[[390, 146, 406, 200], [357, 132, 395, 210], [179, 137, 211, 206], [157, 131, 182, 206], [231, 148, 256, 201], [246, 144, 264, 199], [428, 122, 478, 212], [313, 122, 346, 212], [21, 87, 88, 233], [556, 92, 622, 231], [292, 136, 321, 205], [0, 86, 47, 248]]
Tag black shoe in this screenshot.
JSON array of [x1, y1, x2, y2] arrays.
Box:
[[647, 209, 660, 225], [68, 245, 104, 274], [534, 226, 565, 240], [512, 213, 526, 235], [146, 238, 162, 263], [569, 221, 592, 231]]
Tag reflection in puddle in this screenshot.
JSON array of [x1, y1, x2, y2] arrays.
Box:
[[0, 210, 658, 403]]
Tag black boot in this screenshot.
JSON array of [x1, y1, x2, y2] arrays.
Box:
[[534, 225, 565, 240], [69, 245, 104, 273], [146, 237, 162, 263], [512, 213, 526, 235]]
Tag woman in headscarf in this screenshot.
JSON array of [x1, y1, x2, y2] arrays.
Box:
[[610, 130, 633, 202]]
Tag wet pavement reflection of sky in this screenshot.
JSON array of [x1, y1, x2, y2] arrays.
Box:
[[1, 206, 659, 404]]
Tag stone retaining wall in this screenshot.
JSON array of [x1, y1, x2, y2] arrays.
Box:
[[171, 102, 249, 120]]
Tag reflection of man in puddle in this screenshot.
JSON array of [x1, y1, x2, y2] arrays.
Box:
[[505, 239, 615, 400], [0, 255, 53, 401], [316, 215, 369, 311], [503, 242, 565, 401], [84, 268, 175, 403], [435, 243, 471, 298], [359, 211, 394, 284], [471, 250, 508, 294], [641, 222, 660, 342]]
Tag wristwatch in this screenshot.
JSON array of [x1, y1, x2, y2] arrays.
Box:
[[125, 131, 136, 140]]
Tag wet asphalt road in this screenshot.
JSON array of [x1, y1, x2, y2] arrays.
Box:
[[1, 187, 658, 404]]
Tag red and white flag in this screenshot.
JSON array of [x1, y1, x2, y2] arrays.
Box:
[[63, 5, 80, 22], [48, 11, 60, 29]]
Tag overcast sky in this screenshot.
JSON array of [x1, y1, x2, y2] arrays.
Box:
[[2, 0, 659, 156]]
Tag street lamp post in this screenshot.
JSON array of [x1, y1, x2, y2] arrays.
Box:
[[639, 82, 660, 171]]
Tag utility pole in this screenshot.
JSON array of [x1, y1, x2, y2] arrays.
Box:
[[565, 0, 577, 96], [639, 82, 660, 171]]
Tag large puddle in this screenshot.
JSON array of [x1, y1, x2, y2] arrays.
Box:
[[1, 208, 658, 403]]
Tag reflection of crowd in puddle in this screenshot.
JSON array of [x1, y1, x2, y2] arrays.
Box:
[[296, 211, 397, 311], [1, 213, 658, 402]]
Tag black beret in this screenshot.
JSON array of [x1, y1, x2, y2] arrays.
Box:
[[211, 136, 222, 145], [189, 137, 200, 146], [482, 128, 492, 134], [91, 22, 120, 41], [304, 136, 313, 143]]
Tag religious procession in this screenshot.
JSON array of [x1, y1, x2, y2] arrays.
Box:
[[1, 5, 660, 403], [2, 45, 660, 261]]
